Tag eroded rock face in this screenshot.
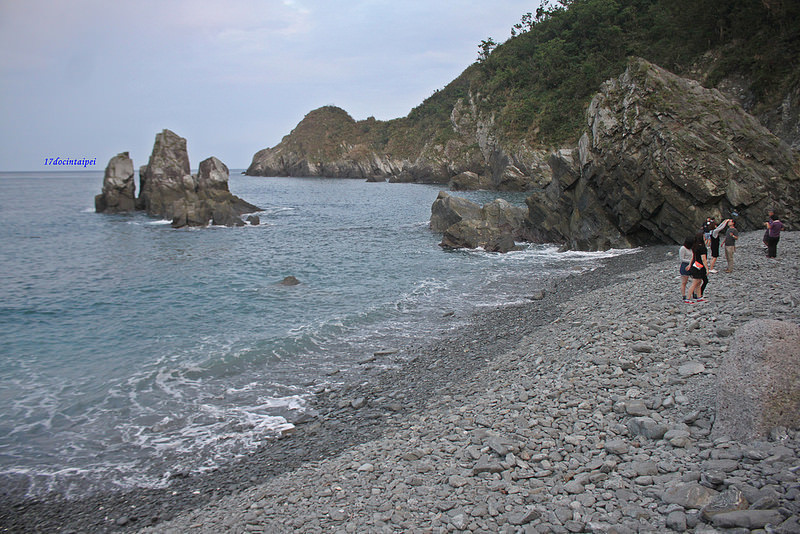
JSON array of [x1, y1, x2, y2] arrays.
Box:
[[95, 152, 136, 213], [245, 105, 552, 190], [440, 220, 517, 253], [170, 155, 260, 228], [524, 57, 800, 250]]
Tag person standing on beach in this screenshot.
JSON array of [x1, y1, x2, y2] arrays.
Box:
[[723, 219, 738, 272], [708, 218, 727, 273], [687, 232, 709, 302], [765, 214, 784, 258], [679, 236, 693, 302]]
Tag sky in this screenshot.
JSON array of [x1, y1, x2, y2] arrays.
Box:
[[0, 0, 541, 172]]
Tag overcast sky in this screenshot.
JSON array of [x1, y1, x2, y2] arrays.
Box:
[[0, 1, 540, 172]]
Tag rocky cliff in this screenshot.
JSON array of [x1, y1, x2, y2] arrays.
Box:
[[96, 130, 260, 227], [524, 58, 800, 250], [245, 104, 552, 191]]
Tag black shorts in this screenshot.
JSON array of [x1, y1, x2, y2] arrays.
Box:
[[710, 237, 720, 258], [689, 266, 706, 279], [680, 262, 690, 276]]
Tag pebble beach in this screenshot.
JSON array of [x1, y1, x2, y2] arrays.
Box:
[[3, 231, 798, 533], [140, 230, 799, 534]]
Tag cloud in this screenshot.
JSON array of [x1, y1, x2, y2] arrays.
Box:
[[0, 0, 539, 170]]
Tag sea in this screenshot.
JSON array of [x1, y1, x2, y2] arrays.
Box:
[[0, 171, 632, 500]]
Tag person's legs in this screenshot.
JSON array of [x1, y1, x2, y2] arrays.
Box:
[[767, 236, 778, 257], [709, 239, 719, 271], [687, 279, 699, 301], [724, 246, 734, 272]]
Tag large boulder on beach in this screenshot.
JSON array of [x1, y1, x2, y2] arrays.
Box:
[[524, 57, 800, 250], [432, 192, 526, 252], [713, 319, 800, 441], [430, 191, 482, 232], [95, 152, 136, 213], [481, 199, 527, 241], [440, 220, 517, 253]]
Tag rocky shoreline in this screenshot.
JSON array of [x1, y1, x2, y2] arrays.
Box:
[[2, 231, 798, 533]]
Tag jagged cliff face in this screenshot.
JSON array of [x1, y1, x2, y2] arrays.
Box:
[[525, 58, 800, 250]]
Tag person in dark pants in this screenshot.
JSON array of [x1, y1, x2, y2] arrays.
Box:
[[763, 210, 774, 253], [765, 215, 784, 258]]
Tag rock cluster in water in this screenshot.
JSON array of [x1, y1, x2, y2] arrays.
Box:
[[95, 129, 260, 227]]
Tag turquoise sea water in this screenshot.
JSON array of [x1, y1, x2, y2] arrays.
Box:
[[0, 171, 627, 499]]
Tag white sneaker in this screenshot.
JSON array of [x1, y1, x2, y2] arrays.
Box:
[[709, 269, 718, 273]]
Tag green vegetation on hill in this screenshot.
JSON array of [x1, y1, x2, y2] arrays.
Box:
[[271, 0, 799, 164], [412, 0, 800, 147]]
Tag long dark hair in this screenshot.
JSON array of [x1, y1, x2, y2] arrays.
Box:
[[683, 236, 694, 249], [692, 232, 705, 255]]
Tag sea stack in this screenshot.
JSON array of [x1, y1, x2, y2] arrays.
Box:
[[96, 129, 261, 227], [95, 152, 136, 213], [137, 129, 192, 218]]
